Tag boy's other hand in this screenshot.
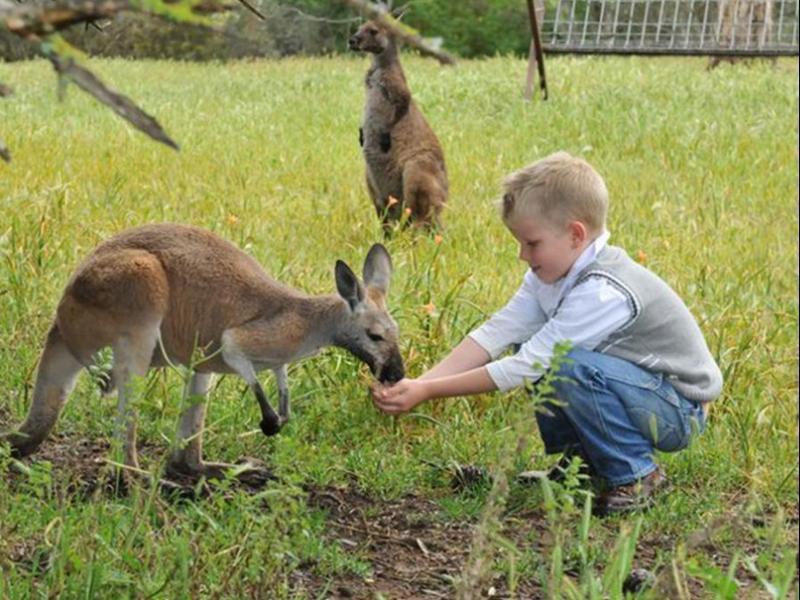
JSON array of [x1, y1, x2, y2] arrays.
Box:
[[371, 378, 428, 414]]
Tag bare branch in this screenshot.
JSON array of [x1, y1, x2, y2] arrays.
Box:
[[1, 0, 235, 38], [341, 0, 456, 66], [186, 0, 239, 16], [236, 0, 266, 20], [49, 53, 179, 150], [2, 0, 131, 37], [1, 0, 242, 160], [282, 6, 361, 24]]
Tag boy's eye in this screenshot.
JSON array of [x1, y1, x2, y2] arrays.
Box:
[[367, 331, 384, 342]]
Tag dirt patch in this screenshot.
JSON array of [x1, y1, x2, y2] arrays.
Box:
[[292, 486, 546, 599], [2, 432, 277, 499], [2, 433, 113, 496], [4, 433, 796, 598]]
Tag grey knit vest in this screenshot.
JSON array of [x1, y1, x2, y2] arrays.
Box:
[[570, 245, 723, 402]]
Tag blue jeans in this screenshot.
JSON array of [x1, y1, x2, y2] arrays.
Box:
[[536, 349, 705, 487]]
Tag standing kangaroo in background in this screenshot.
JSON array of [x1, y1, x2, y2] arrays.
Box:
[[1, 224, 404, 481], [349, 19, 449, 230]]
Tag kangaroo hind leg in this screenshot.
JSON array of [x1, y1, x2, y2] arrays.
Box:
[[168, 371, 274, 486], [1, 324, 82, 457], [58, 248, 169, 472], [402, 164, 445, 230], [110, 324, 161, 471], [167, 372, 220, 477]]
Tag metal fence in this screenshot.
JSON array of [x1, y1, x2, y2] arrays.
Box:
[[541, 0, 799, 55]]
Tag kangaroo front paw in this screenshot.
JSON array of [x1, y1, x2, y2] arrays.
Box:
[[379, 131, 391, 152], [260, 417, 281, 437]]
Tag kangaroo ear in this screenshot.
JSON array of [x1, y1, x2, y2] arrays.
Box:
[[336, 260, 365, 311], [363, 244, 392, 295], [385, 1, 406, 20]]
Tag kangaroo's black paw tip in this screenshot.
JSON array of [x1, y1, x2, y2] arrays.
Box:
[[379, 131, 391, 152], [260, 418, 281, 437]]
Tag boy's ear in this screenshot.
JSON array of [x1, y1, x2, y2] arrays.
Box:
[[568, 221, 589, 247]]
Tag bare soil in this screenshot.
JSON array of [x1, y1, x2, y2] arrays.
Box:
[[294, 486, 546, 599], [2, 429, 797, 599]]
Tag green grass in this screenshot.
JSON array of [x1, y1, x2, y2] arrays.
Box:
[[0, 54, 798, 598]]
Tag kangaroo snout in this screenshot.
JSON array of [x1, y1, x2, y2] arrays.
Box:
[[379, 352, 405, 384]]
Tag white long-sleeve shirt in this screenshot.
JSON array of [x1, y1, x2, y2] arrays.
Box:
[[469, 232, 634, 391]]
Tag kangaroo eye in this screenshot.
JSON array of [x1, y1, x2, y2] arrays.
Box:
[[367, 331, 384, 342]]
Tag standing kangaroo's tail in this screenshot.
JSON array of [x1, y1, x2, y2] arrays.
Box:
[[0, 324, 83, 457]]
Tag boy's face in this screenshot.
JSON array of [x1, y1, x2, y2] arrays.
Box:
[[507, 215, 589, 284]]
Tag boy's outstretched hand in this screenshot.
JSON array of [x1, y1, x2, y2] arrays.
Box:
[[371, 378, 429, 414]]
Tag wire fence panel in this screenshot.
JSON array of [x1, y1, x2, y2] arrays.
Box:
[[541, 0, 799, 54]]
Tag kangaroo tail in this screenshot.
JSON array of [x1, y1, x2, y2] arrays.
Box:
[[1, 324, 83, 457]]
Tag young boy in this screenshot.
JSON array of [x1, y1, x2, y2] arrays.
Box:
[[372, 151, 723, 515]]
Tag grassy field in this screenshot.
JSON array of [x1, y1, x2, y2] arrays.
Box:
[[0, 54, 798, 598]]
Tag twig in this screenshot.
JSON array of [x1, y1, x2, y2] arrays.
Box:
[[341, 0, 456, 65], [283, 5, 361, 23], [236, 0, 265, 21], [49, 53, 179, 150]]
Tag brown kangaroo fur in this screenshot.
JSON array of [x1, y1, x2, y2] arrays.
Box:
[[1, 224, 404, 481], [349, 19, 448, 230]]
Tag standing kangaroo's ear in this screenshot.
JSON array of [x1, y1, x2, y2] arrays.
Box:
[[391, 7, 407, 21], [363, 244, 392, 295], [336, 260, 366, 311]]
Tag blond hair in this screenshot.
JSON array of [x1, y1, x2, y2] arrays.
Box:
[[500, 151, 608, 234]]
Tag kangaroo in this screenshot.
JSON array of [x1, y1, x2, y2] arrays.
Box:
[[0, 224, 404, 481], [349, 19, 449, 230]]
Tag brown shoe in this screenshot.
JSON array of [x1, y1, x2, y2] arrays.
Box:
[[594, 468, 669, 517]]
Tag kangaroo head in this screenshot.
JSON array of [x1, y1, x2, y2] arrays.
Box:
[[348, 20, 392, 54], [334, 244, 405, 384]]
